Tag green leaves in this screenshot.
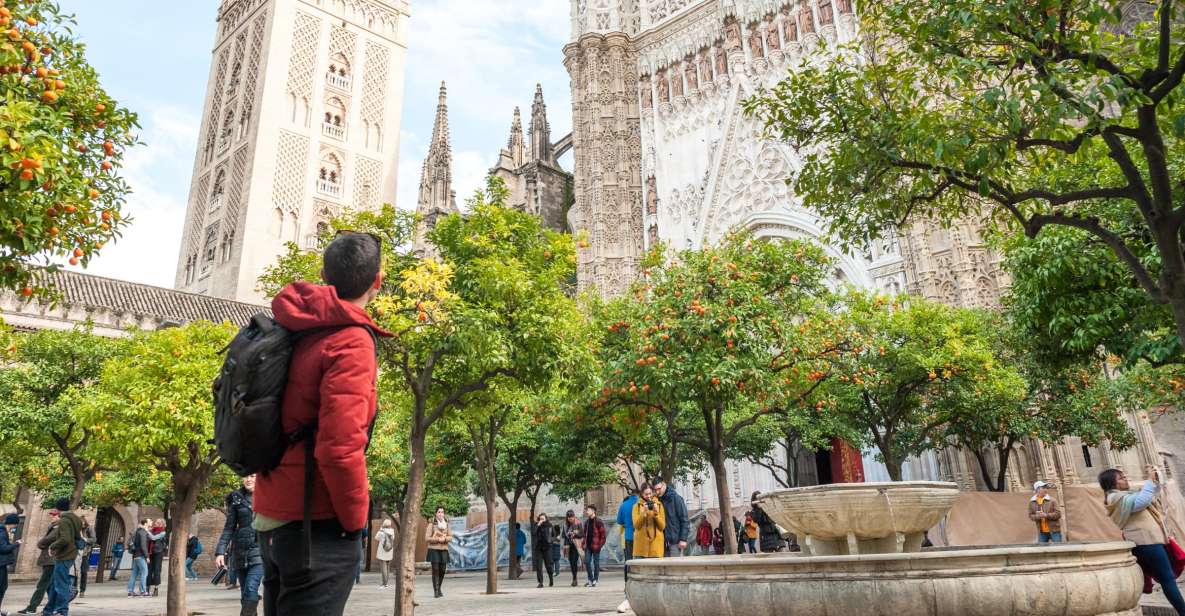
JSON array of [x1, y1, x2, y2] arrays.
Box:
[[0, 1, 139, 296]]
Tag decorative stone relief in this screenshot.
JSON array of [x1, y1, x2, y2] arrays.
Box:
[[240, 12, 267, 132], [565, 33, 644, 298], [329, 24, 358, 66], [272, 130, 311, 217], [184, 172, 212, 256], [700, 108, 796, 244], [353, 155, 383, 209], [224, 145, 250, 229], [360, 41, 391, 143], [285, 12, 322, 101]]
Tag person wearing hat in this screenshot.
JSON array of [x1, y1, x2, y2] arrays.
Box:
[[1, 513, 22, 615], [1028, 481, 1063, 543], [38, 497, 82, 616]]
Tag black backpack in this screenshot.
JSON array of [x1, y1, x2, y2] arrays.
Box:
[[212, 314, 306, 476], [212, 314, 376, 476]]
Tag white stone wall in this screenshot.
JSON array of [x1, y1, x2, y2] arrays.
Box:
[[176, 0, 409, 303]]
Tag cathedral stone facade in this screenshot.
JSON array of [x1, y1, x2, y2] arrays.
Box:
[[175, 0, 410, 303], [565, 0, 1172, 514]]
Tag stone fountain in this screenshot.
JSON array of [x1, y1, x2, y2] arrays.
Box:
[[626, 482, 1143, 616]]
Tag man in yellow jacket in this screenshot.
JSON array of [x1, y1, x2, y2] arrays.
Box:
[[631, 484, 666, 559]]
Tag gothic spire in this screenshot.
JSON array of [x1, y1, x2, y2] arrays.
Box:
[[506, 107, 526, 168], [415, 81, 457, 255], [528, 83, 554, 165]]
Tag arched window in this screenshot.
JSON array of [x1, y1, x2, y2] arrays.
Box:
[[322, 97, 347, 139], [326, 54, 352, 89], [209, 169, 226, 210], [219, 108, 235, 150], [318, 152, 344, 198], [272, 208, 284, 238], [226, 61, 242, 94]]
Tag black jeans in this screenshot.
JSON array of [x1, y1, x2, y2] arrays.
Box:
[[0, 563, 8, 611], [566, 547, 580, 582], [24, 564, 52, 611], [533, 550, 554, 585], [623, 539, 633, 582], [260, 519, 361, 616], [1133, 544, 1185, 615]]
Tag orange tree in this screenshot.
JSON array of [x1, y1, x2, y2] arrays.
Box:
[[0, 1, 137, 294], [595, 233, 854, 554]]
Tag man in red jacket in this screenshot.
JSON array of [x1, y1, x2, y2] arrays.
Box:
[[254, 231, 390, 616], [582, 505, 607, 588]]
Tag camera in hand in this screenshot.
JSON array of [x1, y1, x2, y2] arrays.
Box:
[[646, 500, 655, 510]]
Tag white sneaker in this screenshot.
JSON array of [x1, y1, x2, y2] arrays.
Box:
[[617, 598, 631, 613]]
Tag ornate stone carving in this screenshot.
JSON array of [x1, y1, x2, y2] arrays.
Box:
[[272, 130, 310, 217], [657, 70, 670, 102], [724, 17, 742, 51], [640, 76, 654, 109], [837, 0, 853, 14], [697, 52, 712, 85], [818, 0, 835, 25], [670, 63, 685, 97], [765, 16, 782, 52], [646, 175, 659, 215], [799, 1, 816, 34], [684, 57, 698, 92], [565, 33, 644, 297], [748, 23, 765, 58], [285, 12, 322, 101]]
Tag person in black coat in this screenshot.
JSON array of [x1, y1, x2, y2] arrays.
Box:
[[0, 513, 21, 614], [653, 480, 689, 556], [216, 475, 263, 616], [531, 513, 555, 588], [749, 491, 785, 553]]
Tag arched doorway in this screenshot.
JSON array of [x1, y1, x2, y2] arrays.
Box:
[[94, 507, 127, 584]]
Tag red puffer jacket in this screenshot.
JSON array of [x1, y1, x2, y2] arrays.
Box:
[[584, 517, 607, 553], [254, 282, 391, 533]]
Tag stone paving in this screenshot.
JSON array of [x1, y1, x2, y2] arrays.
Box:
[[0, 569, 627, 616]]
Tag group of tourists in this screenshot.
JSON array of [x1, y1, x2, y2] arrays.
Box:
[[0, 498, 100, 616]]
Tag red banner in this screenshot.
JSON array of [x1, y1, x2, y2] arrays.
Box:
[[829, 438, 865, 483]]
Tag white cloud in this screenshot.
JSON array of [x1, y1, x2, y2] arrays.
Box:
[[72, 104, 198, 287]]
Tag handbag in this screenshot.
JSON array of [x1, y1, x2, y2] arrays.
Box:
[[1167, 537, 1185, 576]]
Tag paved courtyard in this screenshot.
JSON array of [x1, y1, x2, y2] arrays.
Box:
[[1, 569, 627, 616]]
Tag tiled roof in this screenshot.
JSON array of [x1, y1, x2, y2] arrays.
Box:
[[38, 268, 268, 326]]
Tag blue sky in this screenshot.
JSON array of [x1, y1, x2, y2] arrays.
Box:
[[58, 0, 573, 287]]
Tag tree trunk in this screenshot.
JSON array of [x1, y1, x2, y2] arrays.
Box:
[[995, 442, 1014, 494], [165, 470, 203, 616], [394, 425, 428, 616], [708, 446, 738, 555], [970, 448, 1000, 492], [69, 473, 86, 510], [505, 497, 520, 580], [882, 450, 903, 482], [470, 422, 499, 596]]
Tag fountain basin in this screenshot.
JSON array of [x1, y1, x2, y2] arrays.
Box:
[[755, 481, 959, 555], [626, 541, 1143, 616]]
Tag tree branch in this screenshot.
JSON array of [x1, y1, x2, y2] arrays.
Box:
[[1026, 211, 1167, 302]]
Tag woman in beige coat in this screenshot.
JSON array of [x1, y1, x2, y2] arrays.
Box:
[[375, 519, 395, 589], [1100, 467, 1184, 615], [425, 506, 453, 599]]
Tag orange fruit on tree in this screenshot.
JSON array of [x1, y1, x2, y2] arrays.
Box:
[[88, 188, 100, 199], [25, 17, 36, 26], [95, 103, 106, 113], [40, 90, 57, 103], [19, 168, 33, 180], [68, 257, 78, 266], [20, 286, 32, 297]]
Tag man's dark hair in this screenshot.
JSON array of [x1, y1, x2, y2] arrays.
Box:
[[1098, 468, 1123, 493], [585, 504, 597, 514], [323, 233, 381, 300]]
